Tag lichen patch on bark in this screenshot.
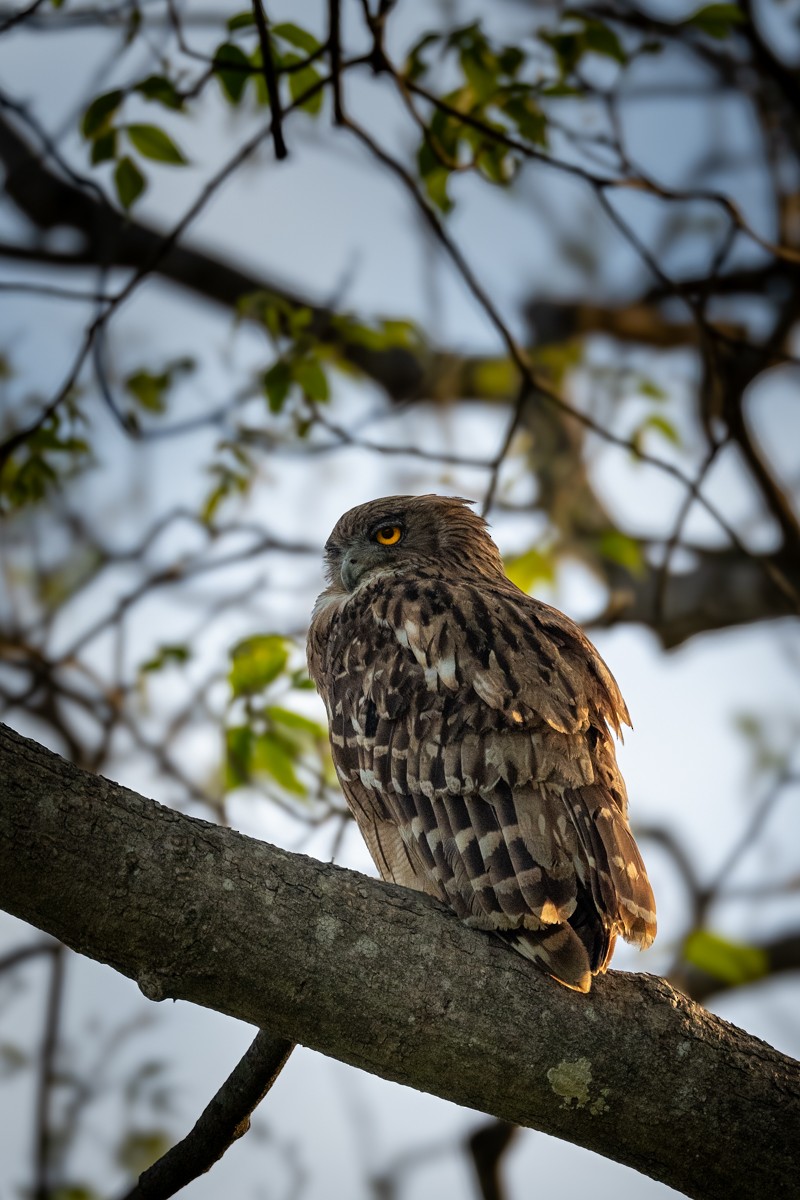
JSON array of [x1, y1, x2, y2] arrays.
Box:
[[547, 1057, 609, 1113]]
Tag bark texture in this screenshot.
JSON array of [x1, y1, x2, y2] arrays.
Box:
[[1, 723, 799, 1199]]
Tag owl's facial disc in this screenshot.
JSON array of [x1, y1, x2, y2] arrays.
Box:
[[339, 515, 407, 590]]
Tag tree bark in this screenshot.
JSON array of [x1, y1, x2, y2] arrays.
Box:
[[1, 722, 798, 1200]]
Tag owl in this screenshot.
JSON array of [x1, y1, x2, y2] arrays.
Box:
[[307, 495, 656, 992]]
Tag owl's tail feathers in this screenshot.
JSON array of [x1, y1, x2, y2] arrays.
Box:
[[502, 924, 593, 993]]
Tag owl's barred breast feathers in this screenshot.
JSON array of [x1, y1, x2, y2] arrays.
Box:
[[307, 495, 656, 992]]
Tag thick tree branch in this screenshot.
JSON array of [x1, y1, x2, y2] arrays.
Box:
[[596, 546, 800, 648], [1, 724, 799, 1200]]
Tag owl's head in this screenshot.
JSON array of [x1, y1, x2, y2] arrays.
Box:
[[322, 494, 504, 593]]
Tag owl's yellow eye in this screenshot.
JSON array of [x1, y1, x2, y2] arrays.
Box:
[[375, 525, 402, 546]]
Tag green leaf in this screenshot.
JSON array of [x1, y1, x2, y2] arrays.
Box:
[[262, 361, 293, 413], [225, 725, 253, 788], [227, 10, 255, 31], [117, 1130, 173, 1175], [213, 42, 253, 105], [686, 3, 746, 39], [502, 94, 548, 147], [0, 1043, 28, 1079], [638, 378, 668, 400], [476, 138, 515, 186], [124, 370, 169, 413], [229, 634, 290, 696], [504, 546, 555, 593], [272, 22, 320, 54], [598, 530, 644, 575], [498, 46, 524, 77], [114, 157, 146, 210], [380, 319, 422, 348], [684, 929, 769, 986], [140, 644, 190, 673], [294, 357, 329, 402], [583, 18, 628, 64], [126, 123, 188, 164], [641, 413, 680, 445], [251, 48, 269, 106], [403, 31, 440, 81], [265, 706, 326, 739], [288, 65, 324, 114], [134, 75, 184, 110], [0, 405, 94, 514], [253, 731, 307, 795], [460, 46, 498, 104], [632, 412, 681, 455], [124, 359, 194, 414], [82, 89, 124, 139], [417, 139, 454, 213], [471, 356, 517, 398], [541, 30, 583, 78], [91, 130, 117, 165]]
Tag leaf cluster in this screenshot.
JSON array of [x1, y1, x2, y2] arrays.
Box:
[[226, 635, 328, 800]]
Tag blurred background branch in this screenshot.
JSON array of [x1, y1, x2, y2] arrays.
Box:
[[1, 1, 799, 1198]]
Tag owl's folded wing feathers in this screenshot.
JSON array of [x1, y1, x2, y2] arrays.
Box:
[[319, 575, 656, 991]]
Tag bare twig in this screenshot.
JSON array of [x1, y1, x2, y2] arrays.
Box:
[[467, 1118, 518, 1200], [482, 384, 530, 517], [119, 1029, 293, 1200], [0, 939, 59, 975], [32, 944, 66, 1200], [251, 0, 288, 160], [0, 0, 47, 35], [328, 0, 344, 124]]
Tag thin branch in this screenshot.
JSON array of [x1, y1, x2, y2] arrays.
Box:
[[481, 384, 530, 517], [467, 1118, 517, 1200], [341, 116, 800, 615], [0, 65, 339, 468], [328, 0, 344, 124], [0, 281, 114, 302], [0, 939, 59, 975], [251, 0, 287, 160], [120, 1029, 294, 1200], [653, 442, 722, 629], [32, 944, 66, 1200], [702, 766, 799, 914], [0, 0, 47, 35], [403, 78, 800, 267]]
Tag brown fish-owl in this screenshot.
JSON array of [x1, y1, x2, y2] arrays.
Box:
[[307, 494, 656, 991]]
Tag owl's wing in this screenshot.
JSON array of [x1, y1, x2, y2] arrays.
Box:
[[320, 576, 656, 991]]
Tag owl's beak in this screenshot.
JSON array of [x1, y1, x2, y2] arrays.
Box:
[[340, 549, 363, 592]]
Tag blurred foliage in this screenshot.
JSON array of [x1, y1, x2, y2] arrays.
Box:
[[1, 0, 799, 1195], [683, 929, 769, 986], [0, 399, 91, 514], [226, 635, 330, 802]]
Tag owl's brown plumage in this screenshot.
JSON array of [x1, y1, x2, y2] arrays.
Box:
[[307, 495, 656, 991]]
